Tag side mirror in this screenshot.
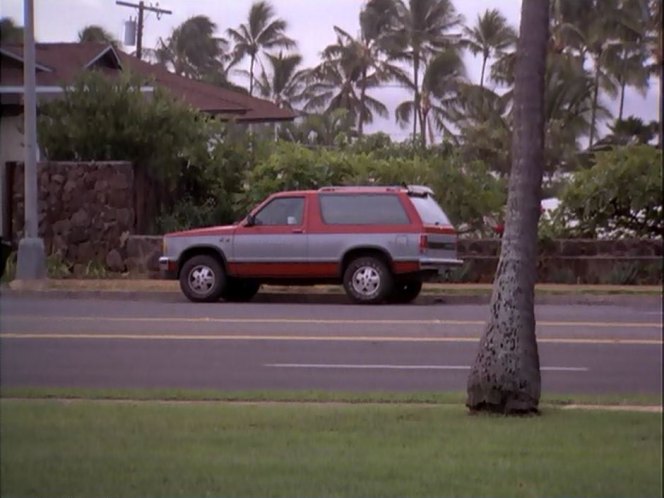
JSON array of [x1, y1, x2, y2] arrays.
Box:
[[245, 214, 256, 227]]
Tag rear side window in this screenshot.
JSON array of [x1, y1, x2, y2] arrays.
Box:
[[320, 194, 410, 225], [409, 195, 451, 225]]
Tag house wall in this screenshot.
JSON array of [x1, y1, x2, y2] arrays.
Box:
[[0, 114, 24, 237], [11, 161, 135, 273]]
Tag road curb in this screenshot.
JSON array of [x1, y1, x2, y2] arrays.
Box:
[[1, 288, 661, 306], [1, 397, 661, 412]]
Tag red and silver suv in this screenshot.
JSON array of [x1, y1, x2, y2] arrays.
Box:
[[160, 185, 463, 304]]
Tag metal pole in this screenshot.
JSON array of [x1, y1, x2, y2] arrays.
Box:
[[16, 0, 46, 280], [136, 1, 144, 60]]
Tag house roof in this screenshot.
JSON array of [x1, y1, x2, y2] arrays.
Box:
[[0, 42, 295, 122]]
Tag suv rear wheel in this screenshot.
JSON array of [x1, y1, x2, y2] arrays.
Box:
[[179, 255, 226, 303], [343, 256, 394, 304], [222, 279, 261, 302], [389, 280, 423, 304]]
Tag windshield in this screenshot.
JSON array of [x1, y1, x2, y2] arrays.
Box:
[[410, 194, 451, 226]]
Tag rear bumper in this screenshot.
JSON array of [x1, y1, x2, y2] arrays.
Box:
[[419, 257, 464, 271], [159, 257, 178, 279]]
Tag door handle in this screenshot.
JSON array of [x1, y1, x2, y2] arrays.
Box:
[[292, 228, 304, 233]]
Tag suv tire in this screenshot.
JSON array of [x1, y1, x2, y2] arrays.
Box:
[[222, 279, 261, 302], [343, 256, 394, 304], [179, 254, 226, 303], [389, 280, 423, 304]]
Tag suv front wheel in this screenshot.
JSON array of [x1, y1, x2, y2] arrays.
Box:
[[179, 255, 226, 303], [343, 256, 394, 304]]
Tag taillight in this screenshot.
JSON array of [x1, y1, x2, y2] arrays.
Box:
[[419, 234, 428, 253]]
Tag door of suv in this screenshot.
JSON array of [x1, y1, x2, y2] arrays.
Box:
[[231, 195, 309, 277]]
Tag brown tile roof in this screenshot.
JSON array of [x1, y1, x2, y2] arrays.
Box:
[[0, 42, 295, 122]]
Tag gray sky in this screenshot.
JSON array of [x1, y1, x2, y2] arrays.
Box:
[[1, 0, 658, 140]]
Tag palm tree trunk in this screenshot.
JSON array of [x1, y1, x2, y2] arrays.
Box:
[[480, 55, 487, 88], [466, 0, 548, 415], [249, 55, 255, 96], [659, 49, 663, 148], [421, 110, 428, 148], [588, 58, 601, 148], [358, 68, 367, 137], [412, 54, 420, 144], [618, 79, 626, 121]]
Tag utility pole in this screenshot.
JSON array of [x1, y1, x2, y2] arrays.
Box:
[[116, 1, 172, 60], [16, 0, 46, 280]]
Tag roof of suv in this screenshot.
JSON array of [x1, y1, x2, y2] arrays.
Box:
[[272, 185, 434, 196]]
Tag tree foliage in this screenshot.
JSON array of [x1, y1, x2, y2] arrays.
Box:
[[78, 25, 119, 46], [236, 140, 505, 233], [36, 71, 231, 233]]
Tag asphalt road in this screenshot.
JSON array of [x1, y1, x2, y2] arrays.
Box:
[[1, 295, 662, 395]]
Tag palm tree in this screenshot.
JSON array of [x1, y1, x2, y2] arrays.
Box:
[[0, 18, 24, 43], [451, 83, 513, 175], [385, 0, 464, 146], [467, 0, 550, 415], [77, 25, 119, 46], [551, 0, 645, 147], [645, 0, 662, 146], [544, 53, 603, 171], [303, 50, 388, 134], [254, 52, 306, 109], [318, 24, 407, 136], [463, 9, 517, 88], [597, 116, 659, 146], [157, 16, 232, 82], [396, 47, 466, 146], [227, 1, 296, 96], [604, 42, 650, 120]]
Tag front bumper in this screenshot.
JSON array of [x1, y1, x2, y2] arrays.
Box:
[[159, 256, 178, 279]]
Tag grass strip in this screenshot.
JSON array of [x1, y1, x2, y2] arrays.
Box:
[[1, 387, 662, 407], [1, 399, 661, 497]]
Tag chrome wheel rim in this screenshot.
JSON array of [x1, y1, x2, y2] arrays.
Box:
[[351, 266, 381, 297], [188, 265, 215, 295]]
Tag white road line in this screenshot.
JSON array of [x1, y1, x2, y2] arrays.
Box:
[[265, 363, 589, 372], [2, 315, 662, 329]]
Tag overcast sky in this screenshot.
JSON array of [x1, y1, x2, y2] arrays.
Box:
[[1, 0, 658, 140]]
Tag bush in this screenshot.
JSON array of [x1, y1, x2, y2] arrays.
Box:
[[555, 145, 663, 238]]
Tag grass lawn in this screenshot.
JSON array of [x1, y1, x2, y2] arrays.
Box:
[[1, 398, 661, 497]]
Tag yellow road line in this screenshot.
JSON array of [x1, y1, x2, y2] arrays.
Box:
[[3, 315, 662, 329], [0, 333, 661, 345]]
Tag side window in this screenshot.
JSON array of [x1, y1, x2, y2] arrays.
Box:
[[254, 197, 305, 226], [319, 194, 410, 224]]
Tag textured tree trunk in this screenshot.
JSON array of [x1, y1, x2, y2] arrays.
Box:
[[466, 0, 549, 415]]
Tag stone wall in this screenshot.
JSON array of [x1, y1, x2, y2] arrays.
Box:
[[125, 236, 662, 284], [10, 161, 134, 273], [455, 238, 662, 284]]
